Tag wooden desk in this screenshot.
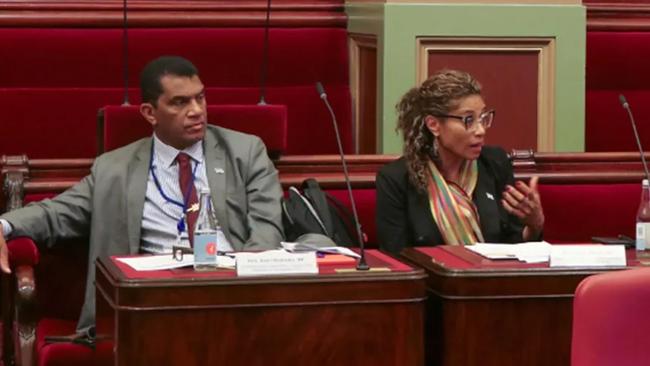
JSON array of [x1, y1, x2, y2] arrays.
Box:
[[401, 246, 641, 366], [95, 250, 426, 366]]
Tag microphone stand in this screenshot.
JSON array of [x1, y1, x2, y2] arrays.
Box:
[[121, 0, 130, 106], [316, 82, 369, 271], [257, 0, 272, 106], [620, 94, 650, 182]]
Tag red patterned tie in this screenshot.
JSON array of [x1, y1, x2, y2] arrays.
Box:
[[177, 153, 199, 246]]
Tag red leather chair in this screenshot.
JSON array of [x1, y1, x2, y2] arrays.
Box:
[[3, 237, 40, 366], [98, 104, 288, 158], [571, 267, 650, 366]]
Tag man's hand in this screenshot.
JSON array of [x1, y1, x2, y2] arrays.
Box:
[[0, 232, 11, 274]]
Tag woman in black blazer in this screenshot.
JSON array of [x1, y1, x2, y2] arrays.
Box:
[[376, 70, 544, 254]]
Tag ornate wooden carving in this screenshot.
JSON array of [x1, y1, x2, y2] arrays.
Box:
[[0, 155, 30, 366], [511, 151, 650, 182], [0, 0, 346, 27], [14, 265, 36, 366], [1, 155, 29, 213], [585, 0, 650, 31]]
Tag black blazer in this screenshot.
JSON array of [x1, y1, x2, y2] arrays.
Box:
[[375, 146, 525, 254]]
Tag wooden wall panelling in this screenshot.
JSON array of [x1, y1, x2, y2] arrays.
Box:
[[417, 37, 556, 152], [349, 33, 378, 153], [0, 0, 346, 27]]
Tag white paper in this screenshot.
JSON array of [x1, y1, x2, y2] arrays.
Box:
[[281, 242, 361, 258], [116, 254, 236, 271], [513, 242, 553, 263], [236, 251, 318, 277], [550, 245, 627, 267], [466, 243, 518, 259], [116, 255, 194, 271], [467, 241, 552, 263], [217, 255, 235, 268]]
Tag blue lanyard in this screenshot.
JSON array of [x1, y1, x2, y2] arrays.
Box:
[[149, 144, 200, 234]]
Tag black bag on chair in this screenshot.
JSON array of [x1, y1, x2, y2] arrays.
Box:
[[282, 178, 361, 247]]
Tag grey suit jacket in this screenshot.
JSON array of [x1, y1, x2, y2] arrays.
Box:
[[2, 125, 284, 332]]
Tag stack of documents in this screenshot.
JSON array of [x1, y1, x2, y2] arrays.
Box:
[[466, 242, 552, 263]]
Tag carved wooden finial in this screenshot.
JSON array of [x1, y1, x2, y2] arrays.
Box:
[[509, 149, 536, 171], [1, 154, 29, 211]]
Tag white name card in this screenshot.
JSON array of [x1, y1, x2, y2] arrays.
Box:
[[550, 245, 627, 267], [236, 251, 318, 277]]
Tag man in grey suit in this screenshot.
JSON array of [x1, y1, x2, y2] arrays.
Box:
[[0, 56, 284, 333]]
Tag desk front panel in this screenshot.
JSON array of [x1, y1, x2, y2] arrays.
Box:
[[96, 250, 427, 366], [401, 246, 635, 366]]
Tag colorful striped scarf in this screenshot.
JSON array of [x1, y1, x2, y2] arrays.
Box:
[[427, 160, 484, 245]]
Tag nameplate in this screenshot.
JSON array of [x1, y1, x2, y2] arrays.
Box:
[[236, 251, 318, 277], [549, 245, 626, 267]]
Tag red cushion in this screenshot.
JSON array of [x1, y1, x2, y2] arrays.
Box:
[[572, 267, 650, 366], [25, 193, 57, 205], [586, 32, 650, 151], [0, 27, 351, 157], [586, 32, 650, 90], [0, 89, 125, 158], [35, 242, 89, 321], [0, 28, 349, 88], [36, 318, 112, 366], [206, 85, 353, 155], [585, 90, 650, 152], [323, 189, 378, 248], [7, 237, 39, 267], [101, 104, 288, 156], [539, 183, 640, 242]]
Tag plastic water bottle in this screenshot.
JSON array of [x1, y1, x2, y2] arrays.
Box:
[[635, 179, 650, 253], [193, 188, 219, 270]]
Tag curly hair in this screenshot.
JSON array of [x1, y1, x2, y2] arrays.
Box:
[[396, 69, 482, 192]]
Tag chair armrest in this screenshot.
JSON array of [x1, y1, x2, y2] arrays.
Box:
[[3, 238, 40, 366], [13, 265, 36, 366], [7, 237, 40, 267]]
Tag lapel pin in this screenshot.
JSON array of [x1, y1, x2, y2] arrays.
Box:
[[214, 168, 225, 174], [486, 192, 494, 200]]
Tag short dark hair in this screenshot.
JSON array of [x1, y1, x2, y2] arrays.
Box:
[[140, 56, 199, 105]]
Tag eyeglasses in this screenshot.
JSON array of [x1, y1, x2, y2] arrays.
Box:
[[435, 110, 495, 131]]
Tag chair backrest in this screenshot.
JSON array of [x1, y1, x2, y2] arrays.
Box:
[[571, 267, 650, 366], [586, 31, 650, 152], [539, 183, 639, 242], [98, 104, 287, 158], [1, 27, 351, 158]]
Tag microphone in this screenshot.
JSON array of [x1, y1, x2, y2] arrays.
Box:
[[315, 82, 369, 271], [121, 0, 130, 106], [619, 94, 650, 182], [257, 0, 272, 106]]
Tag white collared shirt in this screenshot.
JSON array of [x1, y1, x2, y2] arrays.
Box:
[[140, 134, 232, 254]]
